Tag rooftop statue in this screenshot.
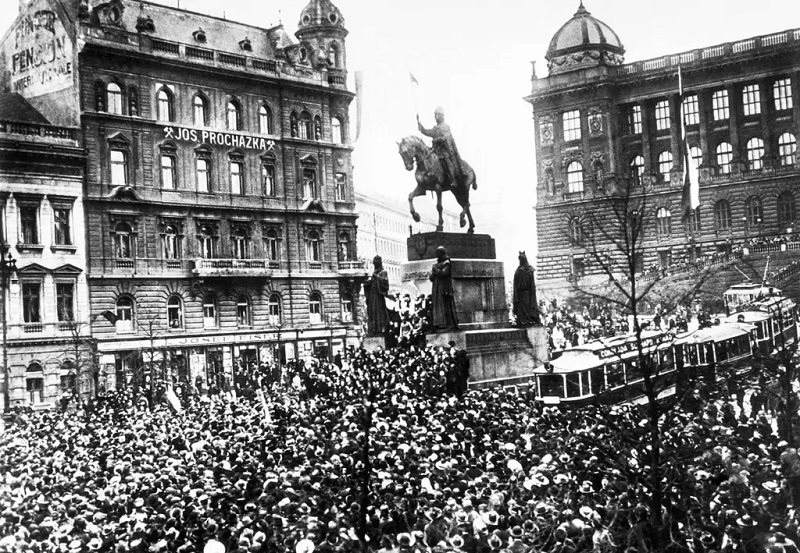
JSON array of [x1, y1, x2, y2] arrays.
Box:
[[398, 106, 477, 233]]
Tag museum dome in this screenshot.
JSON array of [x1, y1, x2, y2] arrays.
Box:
[[545, 2, 625, 74]]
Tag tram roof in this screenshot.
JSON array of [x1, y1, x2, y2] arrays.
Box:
[[674, 322, 754, 345], [724, 311, 770, 323]]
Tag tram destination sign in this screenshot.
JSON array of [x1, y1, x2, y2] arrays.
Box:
[[164, 126, 276, 151], [596, 333, 674, 359]]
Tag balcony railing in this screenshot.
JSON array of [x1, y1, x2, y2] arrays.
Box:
[[192, 258, 273, 278], [90, 258, 193, 276], [8, 322, 90, 340], [337, 260, 367, 274]]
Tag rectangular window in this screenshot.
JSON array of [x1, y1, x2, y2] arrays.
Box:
[[774, 78, 793, 111], [302, 168, 316, 200], [682, 94, 699, 126], [655, 100, 670, 131], [562, 110, 581, 142], [20, 205, 39, 244], [22, 282, 41, 323], [712, 90, 729, 121], [197, 158, 210, 193], [230, 160, 244, 194], [626, 105, 642, 134], [53, 207, 72, 245], [26, 378, 44, 404], [262, 164, 275, 196], [335, 173, 347, 201], [742, 84, 761, 116], [161, 155, 175, 189], [56, 282, 75, 322], [110, 149, 128, 185]]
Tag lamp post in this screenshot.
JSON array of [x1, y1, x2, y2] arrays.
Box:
[[2, 249, 18, 417]]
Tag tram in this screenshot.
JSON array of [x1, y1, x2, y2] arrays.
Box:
[[531, 330, 679, 406], [530, 290, 797, 407], [723, 282, 781, 314]]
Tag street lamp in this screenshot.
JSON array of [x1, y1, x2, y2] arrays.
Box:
[[2, 249, 18, 417]]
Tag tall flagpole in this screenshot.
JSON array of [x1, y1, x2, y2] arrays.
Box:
[[409, 72, 420, 121]]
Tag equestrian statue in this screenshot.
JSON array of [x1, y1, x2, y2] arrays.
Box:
[[397, 106, 477, 233]]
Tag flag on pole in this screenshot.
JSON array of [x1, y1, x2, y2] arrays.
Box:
[[409, 72, 420, 119], [679, 66, 700, 212], [354, 71, 363, 142], [409, 72, 419, 85]]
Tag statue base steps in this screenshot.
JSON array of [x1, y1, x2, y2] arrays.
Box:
[[425, 325, 549, 388]]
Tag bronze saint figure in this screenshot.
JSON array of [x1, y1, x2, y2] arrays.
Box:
[[513, 251, 540, 326], [429, 246, 459, 331], [363, 255, 390, 336]]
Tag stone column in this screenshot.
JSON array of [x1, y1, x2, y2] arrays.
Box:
[[697, 90, 711, 176], [640, 100, 652, 181], [669, 94, 682, 179]]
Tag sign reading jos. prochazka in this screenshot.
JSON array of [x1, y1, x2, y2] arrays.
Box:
[[164, 126, 277, 151], [9, 2, 73, 96]]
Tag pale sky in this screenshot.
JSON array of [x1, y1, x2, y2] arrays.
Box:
[[1, 0, 797, 266]]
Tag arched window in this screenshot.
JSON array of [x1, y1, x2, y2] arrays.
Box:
[[157, 87, 173, 122], [262, 163, 276, 197], [746, 138, 765, 171], [329, 42, 341, 68], [193, 94, 207, 127], [203, 295, 217, 328], [232, 227, 248, 259], [683, 207, 701, 233], [107, 83, 123, 115], [656, 207, 672, 235], [227, 99, 242, 130], [236, 295, 251, 327], [569, 218, 585, 247], [745, 196, 763, 227], [268, 293, 282, 325], [116, 296, 135, 332], [309, 292, 323, 324], [306, 230, 321, 262], [265, 229, 280, 262], [657, 151, 673, 183], [114, 222, 133, 258], [26, 363, 44, 404], [259, 105, 273, 134], [778, 133, 796, 166], [196, 148, 211, 193], [167, 295, 183, 329], [714, 200, 732, 230], [332, 117, 343, 144], [716, 142, 733, 174], [338, 232, 351, 261], [197, 224, 216, 258], [630, 155, 644, 186], [299, 111, 312, 139], [162, 225, 180, 259], [566, 162, 583, 194], [341, 292, 354, 323], [778, 191, 796, 228]]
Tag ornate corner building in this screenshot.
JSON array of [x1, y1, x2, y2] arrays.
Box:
[[1, 0, 363, 407], [526, 3, 800, 299]]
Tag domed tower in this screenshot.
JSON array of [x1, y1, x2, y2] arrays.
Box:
[[545, 1, 624, 75], [295, 0, 348, 72]]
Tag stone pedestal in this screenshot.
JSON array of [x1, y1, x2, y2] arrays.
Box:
[[402, 232, 550, 387], [363, 335, 388, 351]]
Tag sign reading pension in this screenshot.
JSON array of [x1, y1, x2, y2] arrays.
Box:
[[164, 126, 276, 151], [10, 3, 74, 96]]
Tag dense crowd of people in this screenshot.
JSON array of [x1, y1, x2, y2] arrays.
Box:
[[2, 338, 800, 553]]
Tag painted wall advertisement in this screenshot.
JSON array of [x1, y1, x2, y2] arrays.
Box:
[[9, 3, 73, 97]]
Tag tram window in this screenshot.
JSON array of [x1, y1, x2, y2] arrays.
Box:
[[755, 323, 764, 340], [715, 341, 729, 362], [539, 375, 564, 398], [685, 345, 698, 366], [591, 367, 605, 394], [606, 363, 625, 388], [625, 360, 643, 382], [580, 372, 591, 396], [566, 373, 581, 398], [659, 349, 674, 371]]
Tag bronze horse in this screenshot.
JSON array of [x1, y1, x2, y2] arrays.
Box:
[[397, 135, 477, 233]]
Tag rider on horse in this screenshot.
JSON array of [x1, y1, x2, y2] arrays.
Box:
[[417, 107, 475, 190]]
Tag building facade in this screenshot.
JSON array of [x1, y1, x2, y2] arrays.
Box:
[[0, 95, 89, 410], [1, 0, 363, 396], [526, 4, 800, 298], [355, 190, 458, 288]]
